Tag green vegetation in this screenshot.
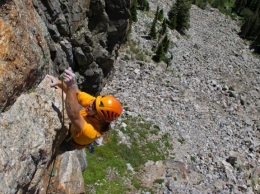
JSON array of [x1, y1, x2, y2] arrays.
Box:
[[125, 40, 150, 61], [192, 0, 235, 15], [190, 156, 196, 162], [154, 35, 171, 64], [232, 0, 260, 50], [155, 6, 160, 20], [168, 0, 192, 34], [83, 115, 172, 193], [192, 0, 208, 9], [158, 9, 164, 21], [177, 138, 185, 144], [161, 35, 170, 53], [154, 179, 164, 184], [28, 87, 36, 93], [131, 0, 138, 22], [149, 14, 158, 39], [137, 0, 150, 11], [133, 0, 259, 65], [159, 18, 167, 36], [155, 44, 164, 61], [191, 0, 260, 52]]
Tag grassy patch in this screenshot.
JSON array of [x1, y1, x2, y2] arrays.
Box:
[[83, 115, 172, 193], [29, 87, 36, 93], [125, 40, 150, 62]]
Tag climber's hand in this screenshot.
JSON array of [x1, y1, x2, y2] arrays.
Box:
[[46, 74, 61, 88], [63, 67, 77, 88]]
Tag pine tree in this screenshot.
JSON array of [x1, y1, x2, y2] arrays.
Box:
[[247, 14, 260, 38], [241, 13, 258, 37], [233, 0, 248, 14], [160, 18, 167, 35], [161, 35, 170, 53], [131, 0, 138, 22], [137, 0, 148, 11], [211, 0, 225, 8], [167, 0, 191, 34], [168, 17, 177, 30], [168, 2, 177, 21], [155, 6, 160, 20], [158, 9, 164, 21], [248, 0, 260, 12], [175, 0, 192, 34], [167, 1, 177, 29], [145, 1, 150, 11], [194, 0, 208, 9], [155, 43, 164, 62], [149, 16, 157, 39]]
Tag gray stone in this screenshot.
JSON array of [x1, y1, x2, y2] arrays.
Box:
[[0, 77, 84, 193]]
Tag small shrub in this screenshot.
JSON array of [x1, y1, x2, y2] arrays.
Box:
[[190, 156, 196, 162], [29, 87, 36, 93], [136, 52, 147, 61], [131, 0, 138, 22], [178, 138, 185, 144], [154, 179, 164, 184]]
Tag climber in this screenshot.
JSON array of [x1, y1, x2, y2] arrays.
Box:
[[46, 68, 123, 153]]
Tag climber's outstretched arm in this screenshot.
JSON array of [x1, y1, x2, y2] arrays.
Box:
[[46, 69, 83, 132]]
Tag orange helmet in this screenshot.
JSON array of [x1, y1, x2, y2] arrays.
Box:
[[95, 95, 123, 122]]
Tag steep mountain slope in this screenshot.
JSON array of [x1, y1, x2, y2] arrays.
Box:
[[102, 3, 260, 193], [1, 0, 260, 193]]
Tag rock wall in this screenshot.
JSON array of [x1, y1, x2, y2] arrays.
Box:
[[0, 0, 51, 112], [0, 77, 87, 193], [0, 0, 132, 193], [0, 0, 132, 111]]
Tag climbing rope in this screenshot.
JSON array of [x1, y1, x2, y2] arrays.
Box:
[[46, 77, 65, 194]]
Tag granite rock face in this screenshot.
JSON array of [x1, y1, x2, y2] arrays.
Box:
[[0, 0, 132, 193], [0, 0, 132, 111], [1, 0, 260, 193], [0, 0, 51, 112], [0, 77, 87, 193]]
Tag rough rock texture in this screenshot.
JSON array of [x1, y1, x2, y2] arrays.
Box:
[[0, 77, 86, 193], [0, 0, 132, 193], [0, 0, 52, 112], [0, 0, 132, 111], [102, 3, 260, 194], [1, 0, 260, 193], [46, 150, 87, 193]]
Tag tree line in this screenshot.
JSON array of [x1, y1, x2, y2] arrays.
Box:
[[192, 0, 260, 50], [233, 0, 260, 48], [130, 0, 260, 64], [130, 0, 192, 64]]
